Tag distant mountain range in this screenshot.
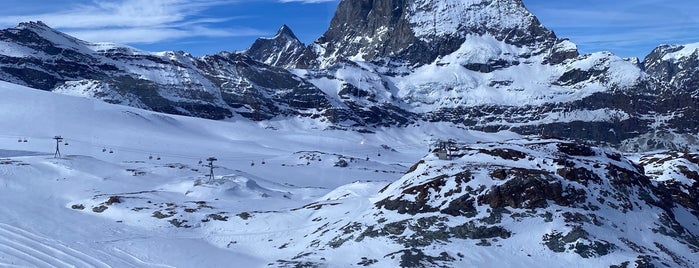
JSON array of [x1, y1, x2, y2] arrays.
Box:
[[1, 0, 699, 151]]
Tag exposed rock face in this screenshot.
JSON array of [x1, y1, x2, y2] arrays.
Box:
[[198, 52, 334, 120], [0, 22, 336, 121], [244, 25, 316, 69], [314, 0, 559, 65], [640, 151, 699, 218], [644, 43, 699, 95]]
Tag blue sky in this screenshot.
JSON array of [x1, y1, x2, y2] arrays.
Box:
[[0, 0, 697, 59]]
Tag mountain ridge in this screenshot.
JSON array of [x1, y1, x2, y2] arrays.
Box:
[[1, 0, 699, 152]]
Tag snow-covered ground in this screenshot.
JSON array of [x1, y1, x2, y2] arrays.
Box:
[[0, 81, 517, 267]]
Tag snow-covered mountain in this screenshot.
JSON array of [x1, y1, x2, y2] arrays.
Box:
[[644, 43, 699, 96], [1, 80, 697, 266], [244, 25, 316, 69], [0, 21, 341, 121], [2, 0, 699, 151], [313, 0, 557, 66], [242, 0, 699, 151]]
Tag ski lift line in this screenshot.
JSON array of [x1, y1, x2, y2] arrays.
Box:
[[1, 132, 430, 161], [44, 137, 263, 160], [0, 134, 261, 162], [1, 132, 432, 151], [4, 133, 427, 156]]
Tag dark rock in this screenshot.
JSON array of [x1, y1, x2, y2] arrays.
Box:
[[244, 25, 316, 68], [92, 206, 108, 213], [478, 148, 528, 161], [557, 143, 596, 157], [557, 167, 602, 186], [105, 196, 122, 206], [451, 222, 511, 240], [237, 212, 252, 220], [208, 213, 229, 221], [168, 219, 191, 228], [478, 169, 584, 209], [385, 249, 455, 268]]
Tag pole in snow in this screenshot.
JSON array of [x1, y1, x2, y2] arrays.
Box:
[[206, 157, 218, 182], [53, 136, 63, 158]]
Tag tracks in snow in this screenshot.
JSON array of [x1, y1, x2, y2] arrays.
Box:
[[0, 223, 111, 268]]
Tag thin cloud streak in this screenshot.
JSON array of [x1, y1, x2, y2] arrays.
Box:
[[0, 0, 261, 44]]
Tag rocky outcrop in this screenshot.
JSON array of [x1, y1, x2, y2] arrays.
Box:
[[640, 151, 699, 218], [239, 138, 699, 267]]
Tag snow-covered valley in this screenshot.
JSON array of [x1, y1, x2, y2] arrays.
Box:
[[1, 80, 698, 267], [0, 81, 517, 267]]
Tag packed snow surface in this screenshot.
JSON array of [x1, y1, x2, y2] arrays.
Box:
[[0, 81, 517, 266]]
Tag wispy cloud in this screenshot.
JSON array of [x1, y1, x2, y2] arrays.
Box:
[[0, 0, 265, 44]]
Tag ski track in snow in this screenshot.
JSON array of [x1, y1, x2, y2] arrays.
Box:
[[0, 223, 111, 268], [109, 248, 176, 268]]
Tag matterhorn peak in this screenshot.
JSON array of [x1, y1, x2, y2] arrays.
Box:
[[314, 0, 557, 65]]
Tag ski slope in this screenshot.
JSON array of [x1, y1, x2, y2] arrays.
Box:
[[0, 81, 517, 267]]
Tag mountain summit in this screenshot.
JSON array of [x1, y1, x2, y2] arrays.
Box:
[[313, 0, 557, 65], [244, 25, 316, 68]]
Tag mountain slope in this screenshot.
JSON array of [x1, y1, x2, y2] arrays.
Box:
[[230, 139, 699, 267], [270, 0, 697, 151], [0, 79, 521, 267], [644, 43, 699, 96], [0, 22, 339, 121]]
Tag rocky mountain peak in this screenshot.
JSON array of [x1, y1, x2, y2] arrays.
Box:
[[644, 43, 699, 95], [314, 0, 557, 65], [7, 21, 85, 47], [16, 21, 50, 30], [243, 24, 316, 68], [276, 24, 299, 41]]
